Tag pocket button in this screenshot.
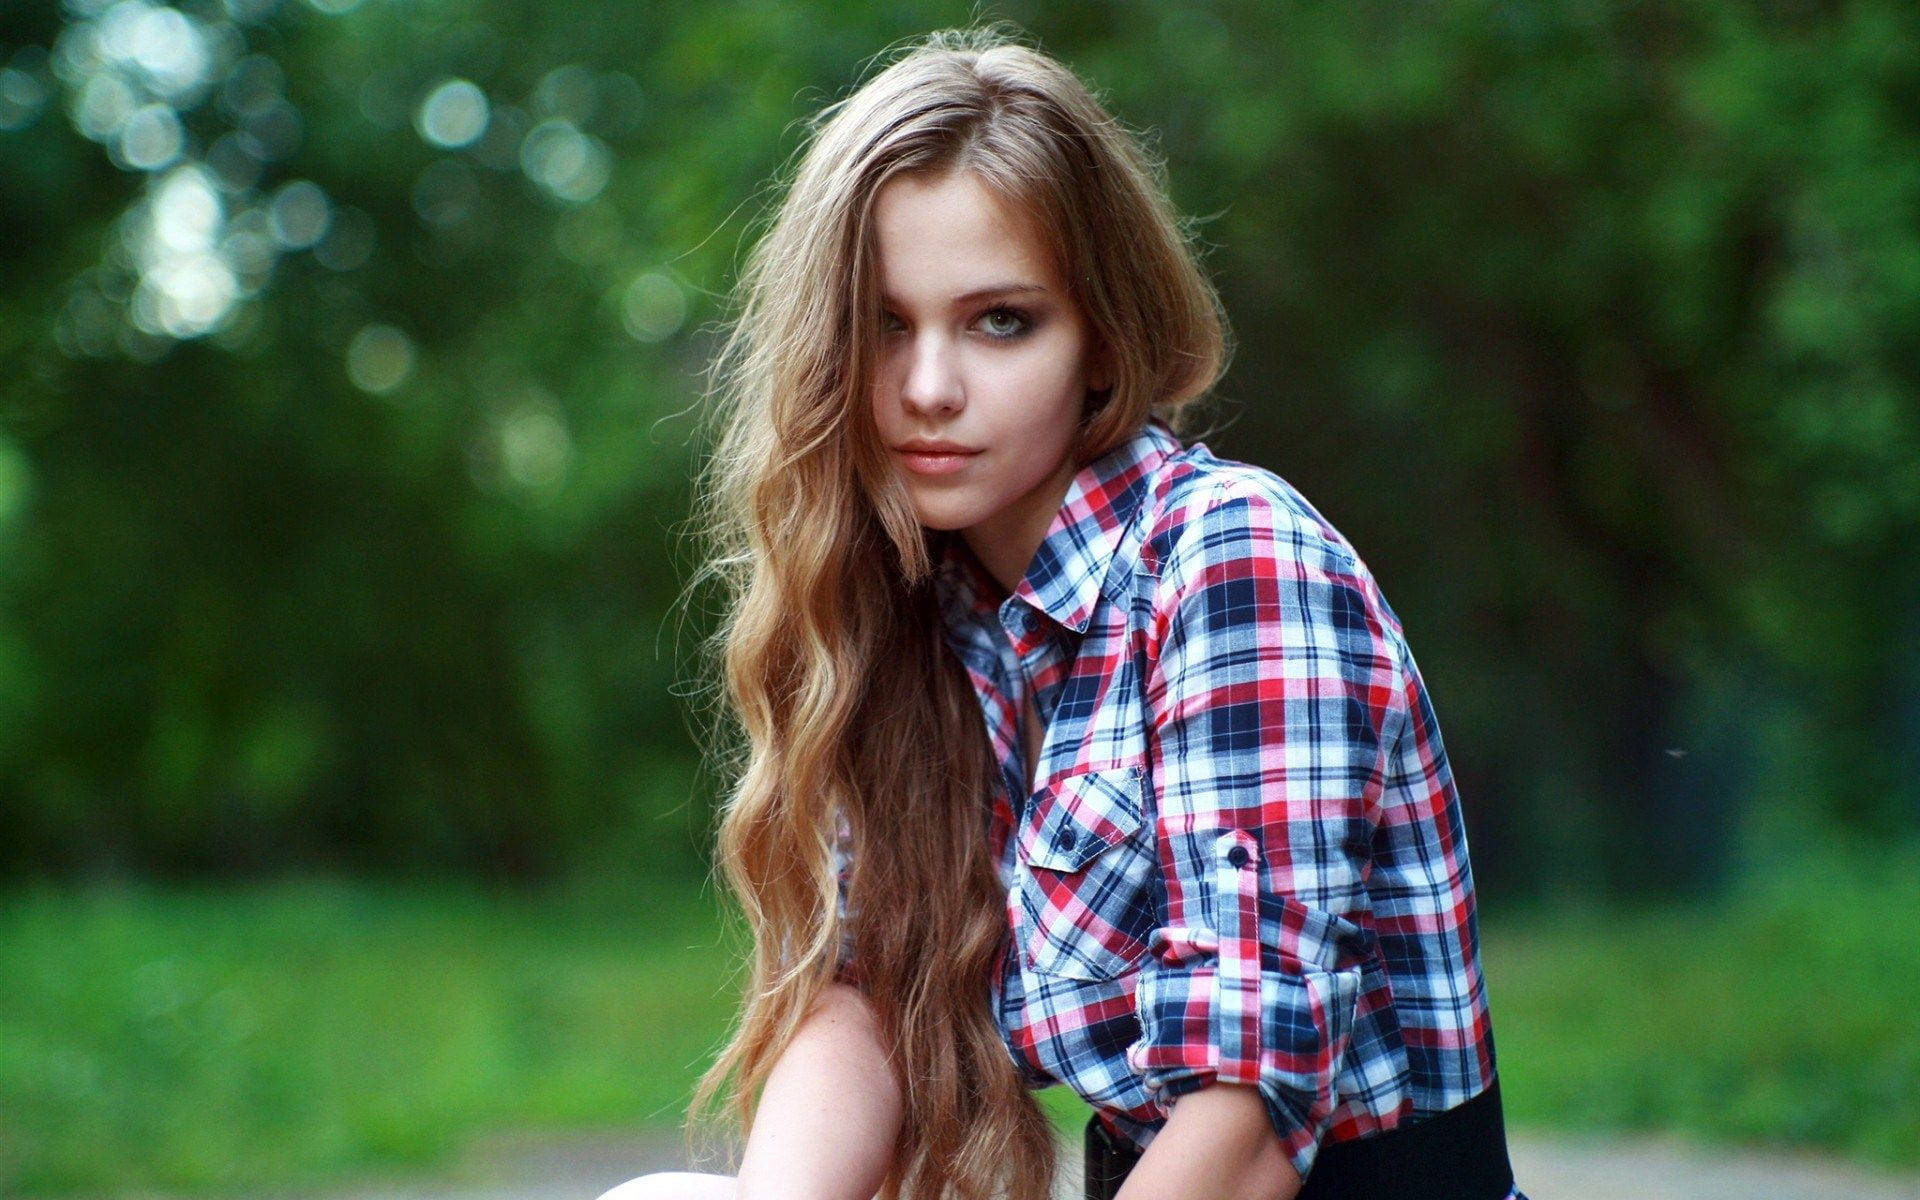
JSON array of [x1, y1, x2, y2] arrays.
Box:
[[1016, 767, 1153, 982]]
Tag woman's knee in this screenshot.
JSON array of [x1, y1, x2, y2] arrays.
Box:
[[592, 1170, 737, 1200]]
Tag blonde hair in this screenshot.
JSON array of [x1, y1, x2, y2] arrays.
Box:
[[686, 24, 1229, 1200]]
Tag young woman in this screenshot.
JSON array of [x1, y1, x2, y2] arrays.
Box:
[[603, 26, 1525, 1200]]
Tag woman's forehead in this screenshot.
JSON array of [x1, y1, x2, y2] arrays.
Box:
[[871, 170, 1063, 306]]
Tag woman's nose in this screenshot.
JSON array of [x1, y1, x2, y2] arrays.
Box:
[[898, 332, 962, 416]]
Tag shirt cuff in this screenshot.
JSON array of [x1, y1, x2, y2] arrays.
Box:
[[1123, 829, 1369, 1181], [1127, 951, 1363, 1179]]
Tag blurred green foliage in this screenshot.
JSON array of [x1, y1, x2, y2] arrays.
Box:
[[1, 0, 1918, 894], [3, 858, 1915, 1195], [1489, 843, 1920, 1167], [0, 875, 744, 1195]]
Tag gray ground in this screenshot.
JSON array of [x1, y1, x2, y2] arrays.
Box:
[[294, 1127, 1920, 1200]]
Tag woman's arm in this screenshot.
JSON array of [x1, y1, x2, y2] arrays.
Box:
[[1126, 489, 1385, 1183], [1113, 1080, 1301, 1200], [735, 981, 903, 1200]]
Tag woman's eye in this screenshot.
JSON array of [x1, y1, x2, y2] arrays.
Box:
[[979, 307, 1031, 340]]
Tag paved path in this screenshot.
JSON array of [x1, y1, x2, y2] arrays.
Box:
[[298, 1127, 1920, 1200]]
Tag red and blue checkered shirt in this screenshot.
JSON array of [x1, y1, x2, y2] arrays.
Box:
[[836, 417, 1514, 1191]]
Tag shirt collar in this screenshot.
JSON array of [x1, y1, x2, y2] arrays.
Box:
[[935, 417, 1182, 636]]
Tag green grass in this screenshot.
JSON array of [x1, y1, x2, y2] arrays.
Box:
[[2, 853, 1916, 1196], [0, 874, 744, 1196], [1485, 848, 1920, 1168]]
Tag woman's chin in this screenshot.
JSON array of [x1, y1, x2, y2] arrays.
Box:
[[906, 503, 982, 533]]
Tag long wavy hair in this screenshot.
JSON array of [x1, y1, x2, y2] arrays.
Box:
[[685, 25, 1230, 1200]]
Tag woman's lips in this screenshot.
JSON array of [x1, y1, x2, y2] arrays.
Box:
[[895, 448, 979, 476]]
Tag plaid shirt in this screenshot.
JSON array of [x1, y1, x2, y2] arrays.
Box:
[[836, 418, 1515, 1192]]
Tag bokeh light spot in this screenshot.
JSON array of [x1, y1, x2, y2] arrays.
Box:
[[498, 402, 572, 494], [622, 271, 686, 343], [519, 118, 609, 204], [127, 167, 243, 338], [221, 205, 277, 285], [268, 179, 330, 249], [345, 323, 414, 393], [0, 65, 52, 132], [73, 72, 137, 140], [133, 252, 239, 337], [533, 64, 597, 124], [119, 102, 184, 169], [97, 1, 213, 102], [151, 164, 221, 253], [416, 78, 489, 150]]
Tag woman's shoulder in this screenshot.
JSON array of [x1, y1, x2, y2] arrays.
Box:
[[1141, 437, 1370, 582]]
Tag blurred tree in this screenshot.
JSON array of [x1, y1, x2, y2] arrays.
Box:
[[1, 0, 1915, 896]]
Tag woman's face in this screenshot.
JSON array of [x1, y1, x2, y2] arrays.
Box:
[[868, 169, 1108, 591]]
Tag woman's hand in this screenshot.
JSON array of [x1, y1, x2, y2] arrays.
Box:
[[1113, 1080, 1301, 1200]]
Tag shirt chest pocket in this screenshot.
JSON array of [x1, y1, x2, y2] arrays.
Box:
[[1015, 765, 1158, 983]]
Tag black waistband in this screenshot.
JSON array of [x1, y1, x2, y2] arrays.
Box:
[[1298, 1079, 1515, 1199], [1085, 1079, 1515, 1200]]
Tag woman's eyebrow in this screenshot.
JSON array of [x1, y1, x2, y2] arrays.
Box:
[[882, 282, 1050, 309]]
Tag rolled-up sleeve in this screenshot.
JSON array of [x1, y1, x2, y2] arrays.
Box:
[[1125, 488, 1399, 1181]]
